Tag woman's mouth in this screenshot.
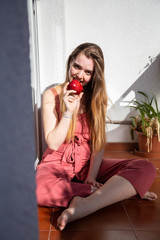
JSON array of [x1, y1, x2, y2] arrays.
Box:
[[72, 76, 83, 85], [67, 79, 83, 94]]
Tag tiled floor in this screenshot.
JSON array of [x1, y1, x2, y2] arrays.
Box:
[[38, 150, 160, 240]]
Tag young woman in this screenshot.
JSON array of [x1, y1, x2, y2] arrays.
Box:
[[36, 43, 157, 231]]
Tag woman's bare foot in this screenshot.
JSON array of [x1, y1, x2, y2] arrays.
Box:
[[143, 191, 157, 200], [57, 196, 89, 231], [57, 185, 99, 231]]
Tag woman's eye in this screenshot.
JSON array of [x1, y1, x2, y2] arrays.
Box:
[[86, 71, 92, 75], [73, 64, 79, 69]]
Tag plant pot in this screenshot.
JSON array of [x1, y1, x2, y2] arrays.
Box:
[[136, 131, 160, 153]]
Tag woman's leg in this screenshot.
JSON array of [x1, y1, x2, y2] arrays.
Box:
[[36, 165, 92, 207], [97, 158, 157, 200], [57, 175, 137, 230], [57, 158, 157, 230]]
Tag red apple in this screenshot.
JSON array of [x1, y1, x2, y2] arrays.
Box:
[[67, 80, 83, 95]]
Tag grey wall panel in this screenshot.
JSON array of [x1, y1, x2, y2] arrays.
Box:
[[0, 0, 38, 239]]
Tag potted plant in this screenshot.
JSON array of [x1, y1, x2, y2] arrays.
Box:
[[130, 91, 160, 153]]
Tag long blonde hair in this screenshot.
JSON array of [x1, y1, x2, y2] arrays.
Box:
[[60, 43, 108, 152]]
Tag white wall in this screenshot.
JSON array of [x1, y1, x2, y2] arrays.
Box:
[[36, 0, 160, 143], [36, 0, 65, 93]]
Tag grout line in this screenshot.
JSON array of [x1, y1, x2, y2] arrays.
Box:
[[122, 201, 139, 240], [48, 208, 54, 240], [48, 225, 52, 240]]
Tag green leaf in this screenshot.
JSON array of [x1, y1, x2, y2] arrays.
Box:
[[150, 96, 154, 106], [157, 112, 160, 122], [142, 101, 157, 116], [153, 95, 159, 113], [138, 91, 150, 103], [131, 117, 137, 128], [141, 118, 147, 135]]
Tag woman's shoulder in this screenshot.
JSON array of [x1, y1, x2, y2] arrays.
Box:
[[43, 85, 63, 102], [54, 84, 63, 95]]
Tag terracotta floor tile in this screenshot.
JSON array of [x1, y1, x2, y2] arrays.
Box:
[[123, 178, 160, 231], [150, 159, 160, 177], [51, 202, 132, 231], [38, 207, 53, 230], [135, 230, 160, 240], [124, 200, 160, 230], [149, 177, 160, 198], [50, 208, 64, 230], [50, 230, 137, 240], [39, 231, 50, 240]]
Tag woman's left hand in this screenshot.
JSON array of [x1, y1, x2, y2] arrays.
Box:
[[85, 176, 103, 188]]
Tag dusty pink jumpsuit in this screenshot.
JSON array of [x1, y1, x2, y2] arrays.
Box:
[[36, 88, 156, 208]]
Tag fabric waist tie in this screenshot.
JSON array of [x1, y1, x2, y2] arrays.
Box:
[[61, 135, 88, 174]]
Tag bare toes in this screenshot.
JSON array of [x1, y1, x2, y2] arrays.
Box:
[[57, 214, 68, 231], [143, 191, 157, 201]]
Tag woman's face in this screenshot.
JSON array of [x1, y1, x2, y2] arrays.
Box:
[[69, 53, 94, 86]]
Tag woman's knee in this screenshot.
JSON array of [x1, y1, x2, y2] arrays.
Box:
[[137, 159, 156, 179]]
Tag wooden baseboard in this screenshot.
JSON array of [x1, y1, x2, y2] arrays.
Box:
[[105, 142, 138, 152], [134, 150, 160, 159]]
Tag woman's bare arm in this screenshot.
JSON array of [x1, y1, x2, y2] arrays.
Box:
[[85, 149, 104, 187], [42, 84, 83, 150]]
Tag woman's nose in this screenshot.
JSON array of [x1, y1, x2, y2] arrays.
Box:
[[77, 70, 84, 79]]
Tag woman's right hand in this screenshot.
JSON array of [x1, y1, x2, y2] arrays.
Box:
[[63, 83, 83, 115]]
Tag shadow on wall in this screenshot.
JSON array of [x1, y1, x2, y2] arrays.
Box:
[[35, 55, 160, 161], [107, 54, 160, 142]]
